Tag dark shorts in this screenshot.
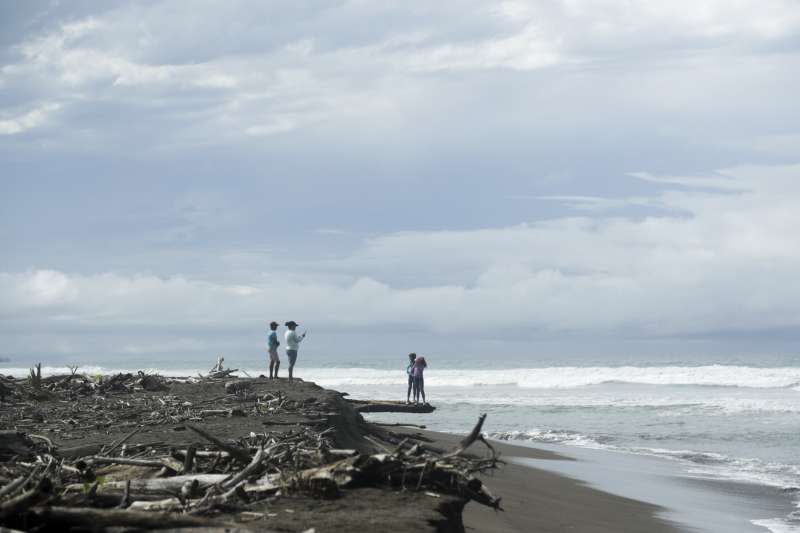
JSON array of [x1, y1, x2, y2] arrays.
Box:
[[287, 349, 298, 366]]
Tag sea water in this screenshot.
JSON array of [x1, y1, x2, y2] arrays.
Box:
[[4, 351, 800, 532]]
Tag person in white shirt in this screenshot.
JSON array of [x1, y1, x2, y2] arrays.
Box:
[[284, 320, 307, 381]]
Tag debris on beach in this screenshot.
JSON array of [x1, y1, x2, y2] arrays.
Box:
[[1, 366, 173, 402], [0, 364, 502, 531], [204, 355, 240, 380], [346, 399, 437, 414]]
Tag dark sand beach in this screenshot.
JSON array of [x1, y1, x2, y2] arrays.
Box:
[[0, 373, 683, 532], [394, 429, 683, 533]]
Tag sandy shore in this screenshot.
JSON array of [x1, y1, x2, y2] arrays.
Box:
[[389, 428, 684, 533], [1, 374, 686, 532]]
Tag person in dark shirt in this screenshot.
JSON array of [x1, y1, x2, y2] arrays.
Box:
[[405, 352, 417, 404]]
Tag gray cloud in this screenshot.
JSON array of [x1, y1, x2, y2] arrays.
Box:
[[2, 1, 800, 362], [3, 164, 800, 343]]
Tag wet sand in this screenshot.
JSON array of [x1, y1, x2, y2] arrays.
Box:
[[391, 428, 685, 533]]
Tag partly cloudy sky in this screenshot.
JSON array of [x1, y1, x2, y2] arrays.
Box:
[[2, 1, 799, 365]]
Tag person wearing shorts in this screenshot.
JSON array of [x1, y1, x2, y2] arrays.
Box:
[[284, 320, 306, 382], [267, 321, 280, 379]]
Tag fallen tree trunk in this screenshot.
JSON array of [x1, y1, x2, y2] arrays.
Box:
[[65, 474, 229, 496], [347, 400, 436, 413], [28, 506, 240, 530]]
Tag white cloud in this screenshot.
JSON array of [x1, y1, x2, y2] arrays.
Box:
[[534, 195, 663, 212], [1, 1, 797, 147], [2, 164, 799, 339], [0, 102, 60, 135], [401, 21, 562, 72]]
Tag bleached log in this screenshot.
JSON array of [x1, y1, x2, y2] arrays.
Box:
[[90, 456, 174, 469], [127, 497, 182, 512], [221, 446, 264, 489], [65, 474, 229, 496], [0, 477, 51, 520], [0, 466, 40, 500], [29, 506, 235, 530]]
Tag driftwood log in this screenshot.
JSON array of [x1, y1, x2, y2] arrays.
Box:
[[29, 506, 244, 530], [346, 399, 436, 413]]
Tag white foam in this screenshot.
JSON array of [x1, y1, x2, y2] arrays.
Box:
[[751, 518, 800, 533], [4, 364, 800, 389], [491, 429, 800, 493], [302, 365, 800, 390], [492, 429, 606, 448]]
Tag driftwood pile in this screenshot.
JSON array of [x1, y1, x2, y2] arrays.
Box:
[[203, 356, 240, 380], [1, 382, 310, 447], [0, 365, 502, 530], [0, 368, 171, 403], [0, 413, 500, 531]]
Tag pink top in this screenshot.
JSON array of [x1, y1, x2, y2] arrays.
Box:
[[412, 357, 427, 377]]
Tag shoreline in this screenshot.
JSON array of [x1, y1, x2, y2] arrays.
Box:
[[506, 440, 798, 533], [390, 427, 685, 533]]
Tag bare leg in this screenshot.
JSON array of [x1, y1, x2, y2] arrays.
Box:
[[406, 378, 412, 403], [288, 363, 294, 381], [274, 361, 280, 378], [420, 377, 425, 404], [269, 361, 275, 379]]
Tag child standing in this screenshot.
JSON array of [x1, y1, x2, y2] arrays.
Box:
[[411, 355, 428, 405], [405, 352, 417, 404], [267, 321, 280, 379]]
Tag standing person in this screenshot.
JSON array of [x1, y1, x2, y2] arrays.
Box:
[[411, 355, 428, 405], [405, 353, 417, 404], [284, 321, 306, 382], [267, 321, 280, 379]]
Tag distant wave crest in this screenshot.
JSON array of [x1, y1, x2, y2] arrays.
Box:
[[3, 364, 800, 390], [311, 365, 800, 389]]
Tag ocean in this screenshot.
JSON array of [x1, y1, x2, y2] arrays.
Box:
[[4, 350, 800, 532]]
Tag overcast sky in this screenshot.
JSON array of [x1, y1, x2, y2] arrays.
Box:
[[2, 1, 800, 365]]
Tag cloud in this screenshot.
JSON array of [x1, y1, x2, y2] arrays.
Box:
[[1, 0, 798, 149], [0, 102, 60, 135], [533, 195, 664, 212], [2, 164, 799, 347], [1, 2, 799, 361]]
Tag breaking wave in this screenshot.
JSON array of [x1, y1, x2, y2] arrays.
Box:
[[305, 365, 800, 389], [490, 429, 800, 492], [4, 364, 800, 390]]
